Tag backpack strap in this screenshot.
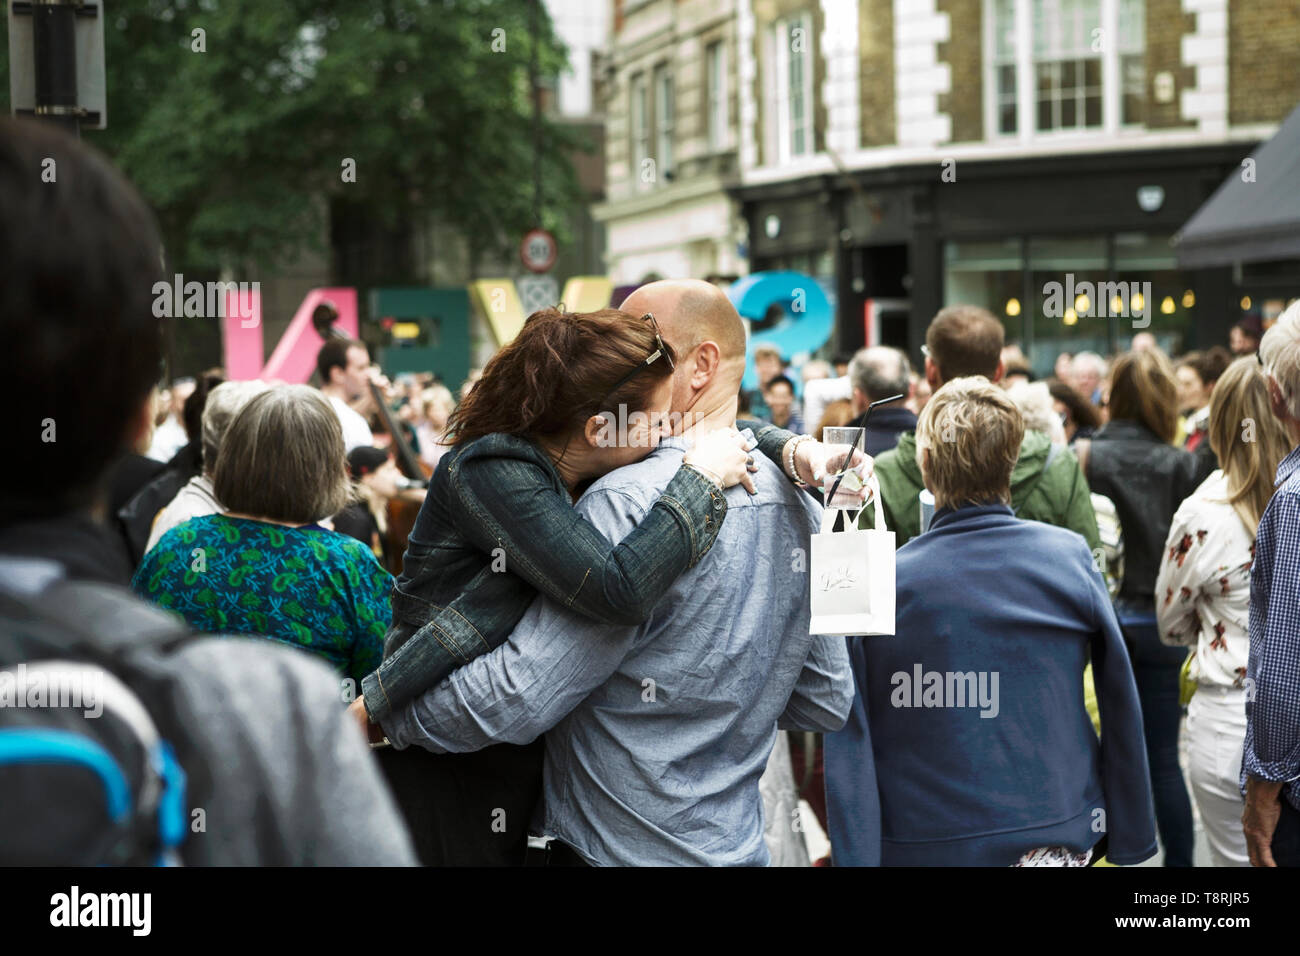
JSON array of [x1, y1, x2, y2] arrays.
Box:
[[0, 659, 188, 865]]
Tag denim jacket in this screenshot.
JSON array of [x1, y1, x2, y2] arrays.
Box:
[[360, 420, 796, 721]]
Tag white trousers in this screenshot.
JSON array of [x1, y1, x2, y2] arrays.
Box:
[[1186, 685, 1250, 867]]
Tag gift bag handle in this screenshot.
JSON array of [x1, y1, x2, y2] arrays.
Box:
[[819, 472, 886, 534]]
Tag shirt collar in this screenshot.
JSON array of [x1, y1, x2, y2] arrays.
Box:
[[1276, 444, 1300, 488]]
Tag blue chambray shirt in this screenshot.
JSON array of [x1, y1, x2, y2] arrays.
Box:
[[1242, 444, 1300, 810], [383, 435, 854, 865]]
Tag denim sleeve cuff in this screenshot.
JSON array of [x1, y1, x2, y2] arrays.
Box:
[[360, 669, 389, 722], [361, 620, 470, 723], [662, 465, 728, 567]]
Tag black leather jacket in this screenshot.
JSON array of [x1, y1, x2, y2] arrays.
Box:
[[1085, 419, 1214, 607]]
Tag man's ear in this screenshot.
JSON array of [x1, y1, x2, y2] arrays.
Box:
[[924, 355, 941, 390], [851, 387, 869, 416], [691, 341, 722, 389], [1269, 377, 1290, 421], [991, 358, 1006, 384], [124, 394, 154, 455]]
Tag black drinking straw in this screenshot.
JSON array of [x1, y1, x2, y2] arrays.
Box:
[[824, 393, 905, 507]]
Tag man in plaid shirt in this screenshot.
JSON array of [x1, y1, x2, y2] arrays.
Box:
[[1244, 300, 1300, 867]]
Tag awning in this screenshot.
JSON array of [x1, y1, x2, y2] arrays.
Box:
[[1174, 104, 1300, 268]]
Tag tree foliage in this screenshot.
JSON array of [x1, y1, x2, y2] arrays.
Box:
[[4, 0, 583, 275]]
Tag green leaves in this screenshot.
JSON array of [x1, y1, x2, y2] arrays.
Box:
[[48, 0, 582, 275]]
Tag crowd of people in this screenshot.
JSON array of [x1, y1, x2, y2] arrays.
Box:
[[734, 305, 1300, 867], [4, 118, 1300, 868]]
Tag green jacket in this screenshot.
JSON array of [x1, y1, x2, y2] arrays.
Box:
[[860, 430, 1101, 552]]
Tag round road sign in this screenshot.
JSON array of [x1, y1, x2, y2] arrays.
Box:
[[520, 228, 558, 273]]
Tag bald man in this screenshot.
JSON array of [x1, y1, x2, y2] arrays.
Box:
[[622, 279, 844, 486], [382, 278, 855, 865]]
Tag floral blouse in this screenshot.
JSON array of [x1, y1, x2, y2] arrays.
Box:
[[1155, 470, 1253, 689]]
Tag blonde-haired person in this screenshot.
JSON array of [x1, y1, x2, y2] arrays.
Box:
[[414, 383, 456, 471], [1006, 380, 1066, 446], [825, 377, 1156, 866], [1076, 347, 1213, 867], [1155, 357, 1291, 866]]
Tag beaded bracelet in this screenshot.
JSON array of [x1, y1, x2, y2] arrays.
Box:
[[783, 434, 814, 483]]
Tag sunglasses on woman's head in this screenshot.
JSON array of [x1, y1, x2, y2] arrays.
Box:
[[601, 313, 676, 399]]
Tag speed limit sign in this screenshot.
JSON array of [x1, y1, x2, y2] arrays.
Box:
[[520, 228, 558, 274]]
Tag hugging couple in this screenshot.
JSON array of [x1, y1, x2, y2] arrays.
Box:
[[348, 278, 861, 866]]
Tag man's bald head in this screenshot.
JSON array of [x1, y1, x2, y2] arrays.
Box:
[[620, 279, 748, 422], [621, 279, 747, 362]]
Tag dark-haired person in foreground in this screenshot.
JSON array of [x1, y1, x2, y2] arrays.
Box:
[[377, 279, 854, 866], [0, 118, 414, 864], [827, 378, 1155, 866]]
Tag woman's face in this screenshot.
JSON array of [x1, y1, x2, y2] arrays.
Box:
[[1176, 366, 1205, 414], [426, 397, 452, 430], [362, 460, 402, 499], [583, 376, 675, 474]]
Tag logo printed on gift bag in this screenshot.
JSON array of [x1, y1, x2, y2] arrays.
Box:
[[819, 562, 859, 592]]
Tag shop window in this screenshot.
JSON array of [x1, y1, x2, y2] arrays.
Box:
[[945, 239, 1027, 342], [944, 234, 1189, 373]]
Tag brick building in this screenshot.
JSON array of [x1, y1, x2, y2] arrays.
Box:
[[602, 0, 1300, 368]]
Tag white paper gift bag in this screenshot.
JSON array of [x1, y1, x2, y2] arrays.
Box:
[[809, 476, 896, 637]]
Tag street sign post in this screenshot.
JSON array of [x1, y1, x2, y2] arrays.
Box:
[[516, 274, 559, 315]]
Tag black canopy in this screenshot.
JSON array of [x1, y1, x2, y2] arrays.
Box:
[[1174, 104, 1300, 268]]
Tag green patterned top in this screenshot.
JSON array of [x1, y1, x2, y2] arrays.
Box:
[[132, 514, 390, 686]]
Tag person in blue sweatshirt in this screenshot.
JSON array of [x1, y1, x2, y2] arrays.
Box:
[[825, 376, 1157, 866]]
